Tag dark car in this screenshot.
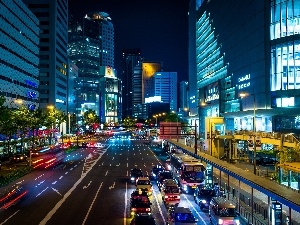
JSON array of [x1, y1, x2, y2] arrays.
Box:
[[81, 142, 88, 148], [150, 165, 164, 180], [10, 154, 27, 163], [130, 168, 143, 184], [157, 171, 173, 190], [130, 214, 157, 225], [256, 157, 277, 166], [194, 185, 216, 210], [130, 190, 152, 217]]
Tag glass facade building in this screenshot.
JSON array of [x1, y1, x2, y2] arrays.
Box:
[[0, 0, 39, 109], [192, 0, 300, 135], [68, 12, 115, 123], [25, 0, 69, 112]]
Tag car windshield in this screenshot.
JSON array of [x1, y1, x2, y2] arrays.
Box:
[[131, 170, 143, 176], [200, 189, 215, 197], [160, 173, 173, 180], [182, 171, 204, 182], [137, 180, 150, 185], [165, 186, 180, 193], [175, 213, 196, 222], [218, 208, 236, 217]]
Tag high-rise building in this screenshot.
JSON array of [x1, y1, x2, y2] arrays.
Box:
[[24, 0, 69, 112], [68, 12, 115, 122], [192, 0, 300, 135], [153, 72, 178, 112], [188, 0, 200, 116], [142, 62, 162, 101], [121, 49, 142, 118], [132, 63, 143, 118], [0, 0, 39, 109], [179, 81, 189, 111], [99, 66, 122, 124]]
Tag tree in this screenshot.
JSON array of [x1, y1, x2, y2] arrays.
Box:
[[164, 112, 180, 122], [83, 109, 99, 131]]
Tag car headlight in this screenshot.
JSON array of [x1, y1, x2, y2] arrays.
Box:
[[201, 199, 207, 204], [183, 185, 188, 190], [218, 219, 223, 224], [130, 177, 135, 181], [234, 219, 240, 225]]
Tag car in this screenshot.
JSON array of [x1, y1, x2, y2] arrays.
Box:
[[130, 214, 157, 225], [130, 190, 152, 217], [130, 168, 144, 184], [167, 207, 197, 225], [81, 142, 88, 147], [194, 185, 216, 210], [150, 165, 164, 180], [157, 171, 173, 190], [256, 157, 277, 166], [11, 154, 27, 163], [160, 179, 180, 206], [136, 177, 152, 195]]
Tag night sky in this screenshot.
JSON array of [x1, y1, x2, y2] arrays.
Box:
[[69, 0, 189, 81]]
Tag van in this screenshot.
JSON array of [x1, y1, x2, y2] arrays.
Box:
[[161, 179, 180, 206], [209, 197, 240, 225]]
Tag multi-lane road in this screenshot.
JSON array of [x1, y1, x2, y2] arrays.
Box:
[[0, 139, 244, 225]]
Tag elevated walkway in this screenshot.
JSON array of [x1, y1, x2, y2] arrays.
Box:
[[166, 139, 300, 225]]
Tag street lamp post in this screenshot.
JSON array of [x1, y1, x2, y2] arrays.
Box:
[[68, 112, 71, 134], [240, 93, 257, 175], [194, 122, 198, 155]]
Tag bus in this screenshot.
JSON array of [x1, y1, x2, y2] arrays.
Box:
[[169, 153, 206, 193]]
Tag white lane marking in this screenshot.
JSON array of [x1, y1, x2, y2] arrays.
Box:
[[59, 176, 63, 179], [36, 187, 49, 197], [112, 157, 114, 160], [70, 168, 73, 171], [35, 175, 44, 180], [109, 182, 115, 190], [39, 148, 108, 225], [52, 181, 57, 185], [123, 182, 127, 225], [127, 163, 128, 167], [105, 170, 108, 176], [83, 181, 92, 189], [0, 210, 20, 225], [152, 185, 166, 224], [182, 194, 206, 224], [51, 188, 62, 196], [82, 182, 103, 225], [35, 180, 45, 187], [65, 172, 68, 175]]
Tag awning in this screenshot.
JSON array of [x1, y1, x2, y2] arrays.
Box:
[[278, 162, 300, 173]]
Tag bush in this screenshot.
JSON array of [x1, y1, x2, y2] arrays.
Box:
[[0, 166, 33, 187]]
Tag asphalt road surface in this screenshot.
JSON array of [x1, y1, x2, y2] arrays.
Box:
[[0, 139, 248, 225]]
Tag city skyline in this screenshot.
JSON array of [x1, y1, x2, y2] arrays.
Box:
[[68, 0, 189, 82]]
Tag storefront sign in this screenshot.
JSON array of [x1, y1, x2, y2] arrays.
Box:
[[204, 82, 219, 102], [237, 74, 251, 90]]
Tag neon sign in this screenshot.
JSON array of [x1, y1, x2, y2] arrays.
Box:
[[238, 74, 250, 90]]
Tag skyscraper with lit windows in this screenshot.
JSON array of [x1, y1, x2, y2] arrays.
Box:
[[0, 0, 39, 110], [24, 0, 69, 112], [190, 0, 300, 135], [68, 12, 115, 123]]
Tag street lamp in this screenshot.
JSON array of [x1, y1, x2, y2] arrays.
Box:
[[68, 112, 71, 134], [240, 92, 257, 175], [153, 115, 158, 127]]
